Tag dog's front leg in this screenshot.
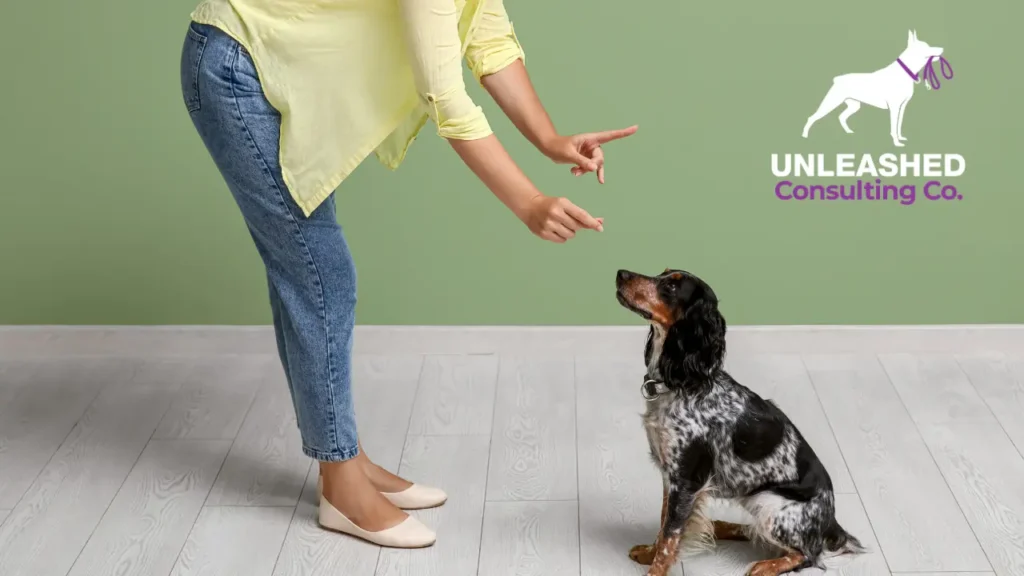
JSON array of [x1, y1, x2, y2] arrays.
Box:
[[896, 100, 910, 141], [629, 482, 668, 565], [889, 104, 905, 147], [645, 439, 714, 576], [644, 486, 699, 576]]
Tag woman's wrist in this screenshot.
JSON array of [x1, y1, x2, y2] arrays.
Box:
[[508, 188, 544, 221], [537, 132, 563, 159], [447, 135, 542, 220]]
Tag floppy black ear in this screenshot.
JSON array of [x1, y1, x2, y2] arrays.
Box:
[[644, 325, 654, 366], [661, 298, 726, 383]]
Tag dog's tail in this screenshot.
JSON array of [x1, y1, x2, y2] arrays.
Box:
[[823, 518, 865, 557]]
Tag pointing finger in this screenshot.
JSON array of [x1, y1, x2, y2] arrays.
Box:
[[563, 201, 603, 232], [592, 125, 638, 145]]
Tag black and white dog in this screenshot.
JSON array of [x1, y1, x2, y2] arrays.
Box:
[[615, 268, 863, 576]]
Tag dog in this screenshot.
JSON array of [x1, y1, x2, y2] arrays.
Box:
[[802, 30, 944, 147], [615, 268, 863, 576]]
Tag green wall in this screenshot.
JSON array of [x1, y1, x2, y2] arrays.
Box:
[[1, 1, 1021, 326]]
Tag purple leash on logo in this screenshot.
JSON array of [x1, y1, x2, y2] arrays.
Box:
[[898, 56, 953, 90]]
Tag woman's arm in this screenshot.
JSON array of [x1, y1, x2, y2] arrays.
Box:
[[396, 0, 602, 242], [482, 61, 637, 184], [448, 135, 602, 242], [479, 60, 558, 155], [465, 0, 637, 183]]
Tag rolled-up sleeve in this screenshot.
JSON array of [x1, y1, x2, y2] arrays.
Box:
[[464, 0, 525, 83], [397, 0, 492, 140]]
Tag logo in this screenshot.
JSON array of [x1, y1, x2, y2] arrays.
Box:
[[772, 30, 963, 206], [802, 30, 952, 147]]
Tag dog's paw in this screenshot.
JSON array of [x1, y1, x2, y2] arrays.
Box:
[[746, 561, 783, 576], [892, 141, 906, 147], [628, 544, 656, 565]]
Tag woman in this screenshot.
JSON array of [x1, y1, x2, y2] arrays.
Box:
[[180, 0, 636, 549]]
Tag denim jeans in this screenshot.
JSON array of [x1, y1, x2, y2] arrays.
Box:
[[180, 22, 359, 462]]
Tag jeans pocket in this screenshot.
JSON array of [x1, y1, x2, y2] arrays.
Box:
[[180, 22, 208, 113], [231, 44, 265, 95]]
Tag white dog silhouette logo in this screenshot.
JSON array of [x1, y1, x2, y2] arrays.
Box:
[[802, 30, 953, 147]]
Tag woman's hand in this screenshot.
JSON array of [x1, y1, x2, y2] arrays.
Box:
[[542, 126, 638, 184], [520, 194, 604, 244]]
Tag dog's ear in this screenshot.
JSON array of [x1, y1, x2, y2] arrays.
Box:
[[908, 29, 914, 45], [661, 298, 726, 383], [644, 325, 654, 366]]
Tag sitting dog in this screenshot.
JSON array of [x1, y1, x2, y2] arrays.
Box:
[[615, 268, 863, 576]]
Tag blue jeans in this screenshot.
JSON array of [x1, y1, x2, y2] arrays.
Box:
[[180, 22, 359, 462]]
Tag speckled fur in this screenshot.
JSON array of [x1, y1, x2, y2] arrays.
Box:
[[617, 269, 864, 575]]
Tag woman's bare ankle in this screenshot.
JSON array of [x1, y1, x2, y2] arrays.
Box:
[[320, 459, 407, 532], [323, 450, 414, 494], [361, 459, 414, 493]]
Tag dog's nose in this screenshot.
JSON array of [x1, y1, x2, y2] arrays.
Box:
[[616, 270, 633, 284]]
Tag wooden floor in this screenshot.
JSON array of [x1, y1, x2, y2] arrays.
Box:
[[1, 345, 1023, 575]]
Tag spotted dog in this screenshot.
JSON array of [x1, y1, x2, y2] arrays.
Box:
[[615, 268, 863, 576]]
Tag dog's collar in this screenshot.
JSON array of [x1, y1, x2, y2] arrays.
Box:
[[641, 377, 671, 401], [896, 57, 919, 81], [897, 56, 953, 90]]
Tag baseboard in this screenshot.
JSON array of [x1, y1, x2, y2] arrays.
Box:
[[2, 325, 1023, 358]]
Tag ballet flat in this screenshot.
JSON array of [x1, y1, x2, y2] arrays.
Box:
[[318, 495, 436, 548]]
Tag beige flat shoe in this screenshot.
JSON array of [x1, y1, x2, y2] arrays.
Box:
[[318, 475, 448, 510], [318, 495, 436, 548]]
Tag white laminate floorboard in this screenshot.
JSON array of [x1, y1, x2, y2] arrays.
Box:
[[955, 352, 1024, 456], [486, 356, 577, 502], [575, 355, 672, 576], [477, 500, 580, 576], [805, 354, 990, 573], [204, 367, 308, 507], [169, 505, 293, 576], [407, 356, 499, 436], [153, 356, 269, 441], [351, 355, 425, 473], [0, 359, 134, 508], [0, 360, 182, 576], [67, 440, 231, 576]]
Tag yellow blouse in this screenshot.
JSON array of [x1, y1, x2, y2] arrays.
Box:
[[190, 0, 525, 216]]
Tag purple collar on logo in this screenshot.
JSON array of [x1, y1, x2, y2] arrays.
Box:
[[898, 56, 954, 90]]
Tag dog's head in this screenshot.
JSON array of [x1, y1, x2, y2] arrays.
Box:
[[615, 268, 726, 383], [906, 30, 943, 60]]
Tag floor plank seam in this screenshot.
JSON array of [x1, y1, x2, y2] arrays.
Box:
[[953, 354, 1024, 463], [572, 356, 583, 576], [170, 376, 264, 573], [483, 499, 580, 504], [3, 379, 107, 517], [199, 505, 298, 510], [876, 355, 995, 573], [800, 354, 895, 575], [67, 364, 187, 576], [472, 356, 503, 576], [371, 357, 426, 576], [411, 433, 494, 438]]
